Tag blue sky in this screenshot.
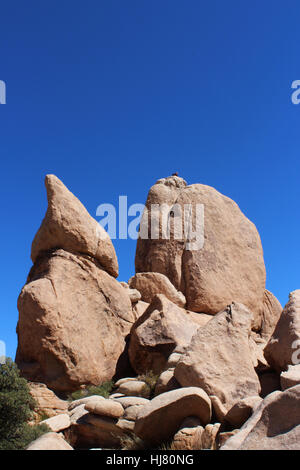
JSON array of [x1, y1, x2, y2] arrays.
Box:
[[1, 1, 300, 360]]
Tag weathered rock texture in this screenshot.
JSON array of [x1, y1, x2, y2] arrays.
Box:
[[221, 385, 300, 450], [29, 382, 68, 420], [134, 387, 211, 445], [260, 290, 282, 340], [40, 414, 71, 432], [16, 176, 135, 392], [264, 290, 300, 372], [31, 175, 118, 277], [225, 396, 262, 428], [85, 397, 124, 418], [129, 294, 211, 374], [16, 249, 134, 392], [135, 176, 266, 328], [174, 303, 261, 418], [129, 272, 186, 307]]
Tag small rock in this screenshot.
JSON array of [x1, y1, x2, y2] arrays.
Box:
[[40, 413, 71, 432], [116, 380, 150, 398], [26, 432, 73, 450]]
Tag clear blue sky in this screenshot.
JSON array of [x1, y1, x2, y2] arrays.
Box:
[[1, 1, 300, 360]]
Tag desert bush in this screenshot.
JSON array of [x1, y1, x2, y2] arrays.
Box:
[[0, 358, 50, 450], [137, 370, 159, 399], [68, 380, 114, 401]]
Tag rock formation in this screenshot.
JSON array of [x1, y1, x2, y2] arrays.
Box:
[[16, 176, 135, 392], [14, 174, 300, 451], [221, 385, 300, 450], [174, 302, 261, 419], [128, 294, 211, 374], [135, 176, 266, 329]]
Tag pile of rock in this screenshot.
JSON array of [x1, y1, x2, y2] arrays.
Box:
[[15, 175, 300, 450]]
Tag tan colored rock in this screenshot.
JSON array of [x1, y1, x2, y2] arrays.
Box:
[[109, 393, 124, 399], [26, 432, 73, 450], [134, 387, 211, 445], [132, 300, 149, 321], [129, 294, 205, 374], [154, 369, 180, 396], [119, 282, 141, 303], [221, 385, 300, 450], [117, 419, 135, 432], [249, 332, 268, 370], [264, 290, 300, 372], [68, 395, 104, 412], [281, 365, 300, 390], [260, 290, 282, 340], [201, 423, 221, 450], [112, 396, 149, 408], [116, 380, 150, 398], [31, 175, 118, 277], [174, 303, 261, 416], [69, 403, 89, 425], [68, 406, 129, 448], [123, 404, 145, 421], [166, 352, 182, 368], [209, 396, 228, 423], [85, 398, 124, 418], [135, 177, 266, 328], [217, 430, 239, 448], [172, 418, 204, 450], [114, 377, 137, 387], [225, 396, 262, 428], [40, 413, 71, 432], [128, 289, 141, 303], [16, 249, 134, 392], [85, 397, 124, 418], [129, 272, 186, 308], [28, 382, 68, 419]]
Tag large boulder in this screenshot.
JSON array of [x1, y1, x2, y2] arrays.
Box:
[[221, 385, 300, 450], [128, 294, 211, 374], [31, 175, 118, 277], [134, 387, 212, 445], [135, 176, 266, 328], [174, 303, 261, 418], [128, 272, 186, 308], [16, 249, 134, 392], [264, 290, 300, 372]]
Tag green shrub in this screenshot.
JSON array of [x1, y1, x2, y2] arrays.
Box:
[[68, 380, 114, 401], [0, 358, 50, 450], [137, 371, 159, 399]]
